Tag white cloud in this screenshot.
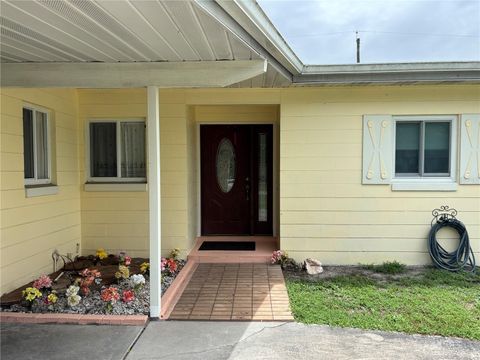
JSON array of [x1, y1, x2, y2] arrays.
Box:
[[258, 0, 480, 64]]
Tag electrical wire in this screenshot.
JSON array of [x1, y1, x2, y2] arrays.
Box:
[[428, 218, 477, 273], [288, 30, 480, 39]]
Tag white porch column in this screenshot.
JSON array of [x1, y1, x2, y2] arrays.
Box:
[[147, 86, 161, 318]]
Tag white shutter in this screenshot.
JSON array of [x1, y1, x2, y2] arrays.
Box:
[[362, 115, 394, 184], [460, 114, 480, 185]]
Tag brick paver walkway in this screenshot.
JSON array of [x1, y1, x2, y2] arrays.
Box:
[[169, 263, 293, 321]]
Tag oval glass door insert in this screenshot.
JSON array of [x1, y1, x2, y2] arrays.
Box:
[[216, 138, 236, 193]]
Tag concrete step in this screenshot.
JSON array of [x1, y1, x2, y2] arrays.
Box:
[[188, 236, 277, 264]]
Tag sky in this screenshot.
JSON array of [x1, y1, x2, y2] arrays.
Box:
[[258, 0, 480, 64]]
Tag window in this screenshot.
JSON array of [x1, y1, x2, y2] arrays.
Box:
[[23, 105, 51, 185], [87, 119, 146, 182], [395, 116, 455, 178]]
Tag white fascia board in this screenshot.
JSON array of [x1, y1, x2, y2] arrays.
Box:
[[294, 61, 480, 85], [215, 0, 303, 74], [302, 62, 480, 74], [194, 0, 294, 82], [1, 60, 267, 88]]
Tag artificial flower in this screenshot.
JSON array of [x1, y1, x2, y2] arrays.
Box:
[[122, 290, 135, 303], [166, 259, 177, 273], [32, 275, 52, 290], [67, 294, 81, 307], [140, 262, 150, 274], [22, 287, 42, 302], [47, 292, 58, 304], [169, 248, 180, 260], [101, 287, 120, 304], [130, 274, 146, 287], [96, 248, 108, 260], [115, 265, 130, 280], [79, 269, 102, 295], [271, 250, 288, 265], [66, 285, 80, 297], [124, 256, 132, 266], [160, 257, 167, 271]]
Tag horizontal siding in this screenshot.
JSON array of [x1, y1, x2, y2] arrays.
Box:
[[0, 88, 81, 294], [280, 84, 480, 264], [78, 89, 190, 258]]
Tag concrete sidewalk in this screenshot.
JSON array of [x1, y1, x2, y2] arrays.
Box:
[[1, 321, 479, 360], [127, 321, 480, 360], [0, 323, 144, 360]]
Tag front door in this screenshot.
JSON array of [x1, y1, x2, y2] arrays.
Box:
[[201, 125, 273, 235]]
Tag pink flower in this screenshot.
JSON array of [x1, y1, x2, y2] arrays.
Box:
[[33, 275, 52, 290], [124, 256, 132, 266], [160, 257, 167, 271], [271, 250, 287, 264], [122, 290, 135, 303]]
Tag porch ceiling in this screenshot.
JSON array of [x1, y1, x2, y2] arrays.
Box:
[[0, 0, 256, 63], [0, 0, 289, 88]]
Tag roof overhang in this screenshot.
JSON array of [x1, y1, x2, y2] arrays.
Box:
[[0, 60, 267, 88], [294, 62, 480, 85], [213, 0, 302, 75]]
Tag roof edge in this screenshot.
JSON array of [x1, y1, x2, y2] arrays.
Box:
[[303, 61, 480, 74], [216, 0, 303, 74]]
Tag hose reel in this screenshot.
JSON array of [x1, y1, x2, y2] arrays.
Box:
[[428, 206, 476, 273]]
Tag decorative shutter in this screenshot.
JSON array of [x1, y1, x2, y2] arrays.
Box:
[[460, 114, 480, 184], [362, 115, 394, 184]]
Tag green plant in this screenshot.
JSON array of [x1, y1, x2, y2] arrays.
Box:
[[286, 269, 480, 340], [363, 261, 407, 274]]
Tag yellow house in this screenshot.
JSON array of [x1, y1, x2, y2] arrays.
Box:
[[1, 0, 479, 318]]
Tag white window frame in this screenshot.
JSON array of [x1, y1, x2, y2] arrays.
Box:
[[392, 115, 457, 186], [23, 104, 52, 186], [86, 118, 146, 183]]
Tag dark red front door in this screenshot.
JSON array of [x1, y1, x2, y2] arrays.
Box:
[[201, 125, 272, 235]]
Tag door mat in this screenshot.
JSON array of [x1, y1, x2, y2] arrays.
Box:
[[199, 241, 256, 251]]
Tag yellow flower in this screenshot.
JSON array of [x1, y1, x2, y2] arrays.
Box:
[[169, 248, 180, 260], [22, 287, 42, 302], [140, 262, 150, 274], [47, 293, 58, 304], [96, 248, 108, 260], [115, 265, 130, 280]]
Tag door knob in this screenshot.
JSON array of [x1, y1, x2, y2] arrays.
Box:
[[245, 177, 250, 201]]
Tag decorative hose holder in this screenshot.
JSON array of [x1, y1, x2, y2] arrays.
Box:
[[428, 206, 476, 272]]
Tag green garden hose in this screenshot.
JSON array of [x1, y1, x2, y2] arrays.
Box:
[[428, 218, 476, 272]]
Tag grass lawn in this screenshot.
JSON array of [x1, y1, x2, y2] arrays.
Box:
[[286, 268, 480, 340]]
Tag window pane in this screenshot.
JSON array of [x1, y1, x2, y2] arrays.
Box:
[[23, 108, 34, 179], [424, 122, 450, 174], [35, 111, 49, 179], [258, 133, 267, 222], [395, 122, 420, 174], [121, 122, 146, 178], [216, 138, 236, 193], [90, 123, 117, 177]]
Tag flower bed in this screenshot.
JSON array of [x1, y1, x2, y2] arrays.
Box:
[[1, 249, 185, 316]]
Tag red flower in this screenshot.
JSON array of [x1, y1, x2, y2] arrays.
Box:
[[101, 287, 120, 303], [166, 259, 177, 273], [81, 286, 90, 296], [122, 290, 135, 303], [124, 256, 132, 266]]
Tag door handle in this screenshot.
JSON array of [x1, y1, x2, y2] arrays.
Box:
[[245, 177, 250, 201]]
